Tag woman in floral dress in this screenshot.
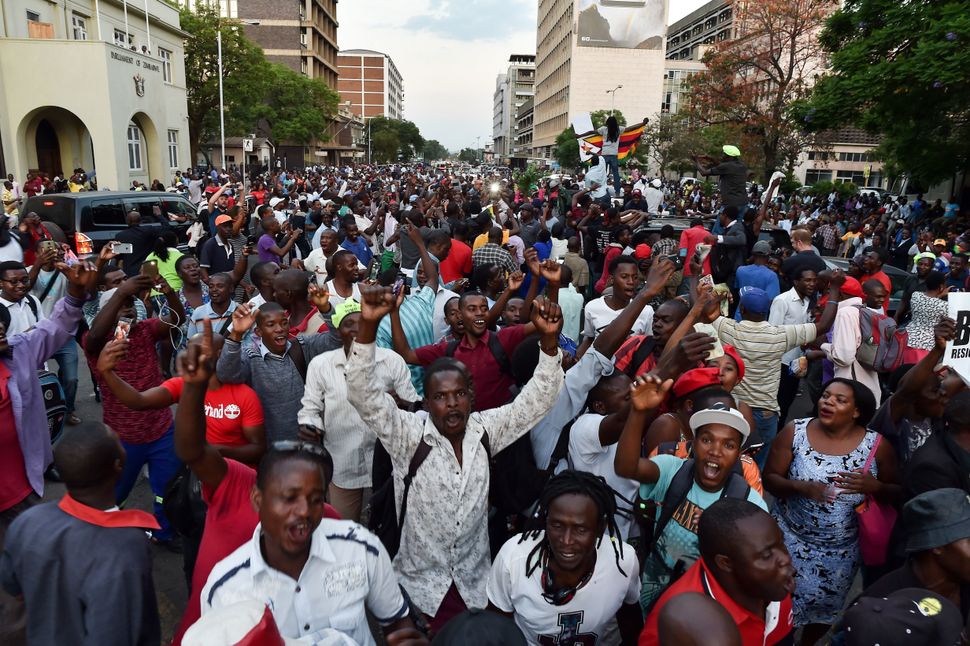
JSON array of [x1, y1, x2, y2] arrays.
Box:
[[903, 270, 948, 364], [763, 378, 899, 645]]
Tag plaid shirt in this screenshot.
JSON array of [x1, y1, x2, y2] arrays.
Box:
[[472, 243, 519, 275], [652, 237, 678, 258], [817, 224, 839, 250]]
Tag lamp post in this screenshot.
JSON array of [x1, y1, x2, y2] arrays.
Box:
[[217, 18, 260, 171], [607, 85, 623, 114]]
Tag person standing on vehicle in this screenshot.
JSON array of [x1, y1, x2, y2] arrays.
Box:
[[695, 146, 749, 228]]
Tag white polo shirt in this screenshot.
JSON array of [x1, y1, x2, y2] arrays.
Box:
[[0, 294, 43, 336], [201, 519, 408, 646], [487, 532, 639, 645]]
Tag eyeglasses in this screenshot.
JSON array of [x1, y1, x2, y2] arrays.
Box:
[[0, 277, 29, 285], [271, 440, 328, 458]]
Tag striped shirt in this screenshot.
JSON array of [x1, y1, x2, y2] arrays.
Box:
[[710, 317, 816, 412]]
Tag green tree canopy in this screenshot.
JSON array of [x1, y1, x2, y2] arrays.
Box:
[[457, 148, 481, 164], [422, 140, 449, 161], [368, 117, 426, 162], [798, 0, 970, 184], [254, 63, 339, 150]]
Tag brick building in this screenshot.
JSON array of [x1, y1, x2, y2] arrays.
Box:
[[336, 49, 404, 120]]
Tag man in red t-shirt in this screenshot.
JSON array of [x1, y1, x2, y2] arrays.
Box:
[[84, 273, 186, 542], [642, 499, 794, 646], [96, 333, 266, 465], [861, 249, 892, 312], [439, 221, 473, 286], [169, 321, 340, 645], [679, 217, 712, 277]]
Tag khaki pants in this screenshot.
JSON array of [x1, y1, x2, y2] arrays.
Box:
[[328, 484, 371, 524]]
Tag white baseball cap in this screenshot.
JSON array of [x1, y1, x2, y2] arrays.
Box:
[[269, 197, 283, 208], [651, 178, 662, 188], [689, 404, 750, 441]]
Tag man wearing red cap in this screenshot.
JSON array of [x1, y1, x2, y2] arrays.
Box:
[[821, 276, 883, 405]]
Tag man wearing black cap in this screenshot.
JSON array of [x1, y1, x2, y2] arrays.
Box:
[[860, 488, 970, 620]]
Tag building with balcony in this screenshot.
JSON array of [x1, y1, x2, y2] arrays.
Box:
[[492, 54, 536, 165], [533, 0, 668, 161], [661, 59, 706, 114], [793, 128, 885, 189], [512, 97, 535, 169], [337, 49, 404, 120], [665, 0, 733, 61], [0, 0, 191, 190]]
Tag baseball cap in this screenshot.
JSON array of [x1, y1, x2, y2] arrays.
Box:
[[672, 367, 722, 399], [722, 144, 741, 157], [635, 244, 652, 260], [903, 488, 970, 553], [841, 276, 864, 299], [838, 589, 963, 646], [651, 178, 662, 188], [409, 194, 418, 203], [689, 403, 750, 441], [432, 609, 527, 646], [269, 197, 283, 208], [739, 286, 770, 314], [934, 238, 947, 246], [721, 344, 745, 381], [632, 189, 642, 197], [752, 240, 772, 256], [332, 299, 361, 329], [214, 214, 232, 226]]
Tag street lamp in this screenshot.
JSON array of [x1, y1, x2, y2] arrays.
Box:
[[607, 85, 623, 114], [217, 18, 260, 170]]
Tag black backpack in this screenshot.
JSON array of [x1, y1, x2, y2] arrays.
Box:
[[619, 336, 656, 379], [635, 456, 750, 595]]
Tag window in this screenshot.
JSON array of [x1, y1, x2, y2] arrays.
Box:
[[114, 29, 132, 48], [127, 122, 143, 171], [71, 13, 87, 40], [158, 47, 173, 83], [836, 170, 867, 185], [89, 200, 127, 227], [167, 130, 179, 169], [26, 10, 40, 22], [838, 152, 870, 162], [805, 170, 832, 184]]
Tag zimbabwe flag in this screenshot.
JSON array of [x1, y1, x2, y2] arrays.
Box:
[[579, 123, 646, 160]]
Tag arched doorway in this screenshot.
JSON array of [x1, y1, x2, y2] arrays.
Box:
[[35, 120, 61, 177]]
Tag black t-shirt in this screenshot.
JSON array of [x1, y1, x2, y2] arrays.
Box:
[[904, 431, 970, 501], [862, 562, 970, 621], [707, 159, 748, 208]]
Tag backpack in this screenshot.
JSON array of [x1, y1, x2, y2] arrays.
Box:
[[635, 457, 750, 591], [855, 305, 908, 373], [619, 336, 656, 379]]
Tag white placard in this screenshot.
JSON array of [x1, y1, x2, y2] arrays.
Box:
[[944, 292, 970, 386]]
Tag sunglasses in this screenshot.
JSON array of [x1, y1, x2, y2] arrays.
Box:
[[271, 440, 328, 458]]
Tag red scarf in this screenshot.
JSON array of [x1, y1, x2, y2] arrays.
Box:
[[58, 493, 160, 530]]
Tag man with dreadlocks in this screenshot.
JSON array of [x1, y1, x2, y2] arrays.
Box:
[[485, 470, 642, 645]]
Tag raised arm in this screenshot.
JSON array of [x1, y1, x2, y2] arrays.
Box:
[[216, 304, 256, 385], [96, 339, 175, 410], [614, 374, 671, 481], [595, 258, 676, 358], [752, 176, 781, 235], [406, 223, 439, 293], [812, 270, 845, 336], [484, 271, 525, 328], [85, 274, 153, 356], [173, 319, 229, 490], [889, 318, 955, 423]]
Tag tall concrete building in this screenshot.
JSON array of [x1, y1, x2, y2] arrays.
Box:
[[665, 0, 733, 61], [513, 97, 535, 168], [533, 0, 668, 160], [177, 0, 340, 86], [337, 49, 404, 120], [0, 0, 191, 189], [492, 54, 536, 164]]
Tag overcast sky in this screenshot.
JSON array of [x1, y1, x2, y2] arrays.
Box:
[[338, 0, 708, 151]]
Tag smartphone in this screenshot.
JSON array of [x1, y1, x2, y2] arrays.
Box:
[[114, 317, 132, 341], [368, 258, 381, 282], [140, 260, 159, 280], [699, 274, 715, 290], [112, 242, 133, 255], [665, 254, 683, 270], [392, 277, 405, 297], [39, 240, 59, 255], [63, 248, 80, 267], [246, 235, 258, 247]]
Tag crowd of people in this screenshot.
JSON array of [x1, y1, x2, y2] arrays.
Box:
[[1, 150, 969, 646]]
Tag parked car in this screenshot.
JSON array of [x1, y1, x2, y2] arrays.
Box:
[[21, 191, 196, 256], [822, 256, 910, 315], [631, 216, 792, 250]]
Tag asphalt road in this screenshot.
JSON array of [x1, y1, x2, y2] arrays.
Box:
[[41, 342, 188, 644]]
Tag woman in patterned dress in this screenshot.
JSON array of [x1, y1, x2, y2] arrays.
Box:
[[903, 270, 949, 364], [763, 378, 899, 645]]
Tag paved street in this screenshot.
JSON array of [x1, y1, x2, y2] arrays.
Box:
[[41, 343, 187, 644]]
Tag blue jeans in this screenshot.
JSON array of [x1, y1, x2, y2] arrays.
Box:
[[604, 155, 621, 194], [115, 424, 180, 541], [49, 340, 78, 414], [752, 408, 779, 471]]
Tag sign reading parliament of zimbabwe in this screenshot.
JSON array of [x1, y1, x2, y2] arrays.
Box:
[[944, 292, 970, 386]]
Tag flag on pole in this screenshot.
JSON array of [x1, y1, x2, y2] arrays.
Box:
[[578, 123, 646, 160]]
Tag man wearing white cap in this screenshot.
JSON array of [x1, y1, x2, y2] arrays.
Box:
[[615, 380, 768, 611], [645, 178, 664, 216]]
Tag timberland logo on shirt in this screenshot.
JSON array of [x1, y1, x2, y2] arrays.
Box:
[[205, 403, 241, 420]]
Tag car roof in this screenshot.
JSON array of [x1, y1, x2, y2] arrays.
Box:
[[27, 191, 185, 201]]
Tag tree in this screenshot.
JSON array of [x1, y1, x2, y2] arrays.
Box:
[[553, 129, 580, 171], [640, 113, 707, 176], [798, 0, 970, 185], [367, 117, 425, 162], [180, 3, 267, 165], [254, 64, 339, 152], [685, 0, 835, 183], [423, 140, 449, 161], [458, 148, 481, 164]]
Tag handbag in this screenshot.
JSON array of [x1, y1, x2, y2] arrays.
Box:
[[855, 434, 897, 566]]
